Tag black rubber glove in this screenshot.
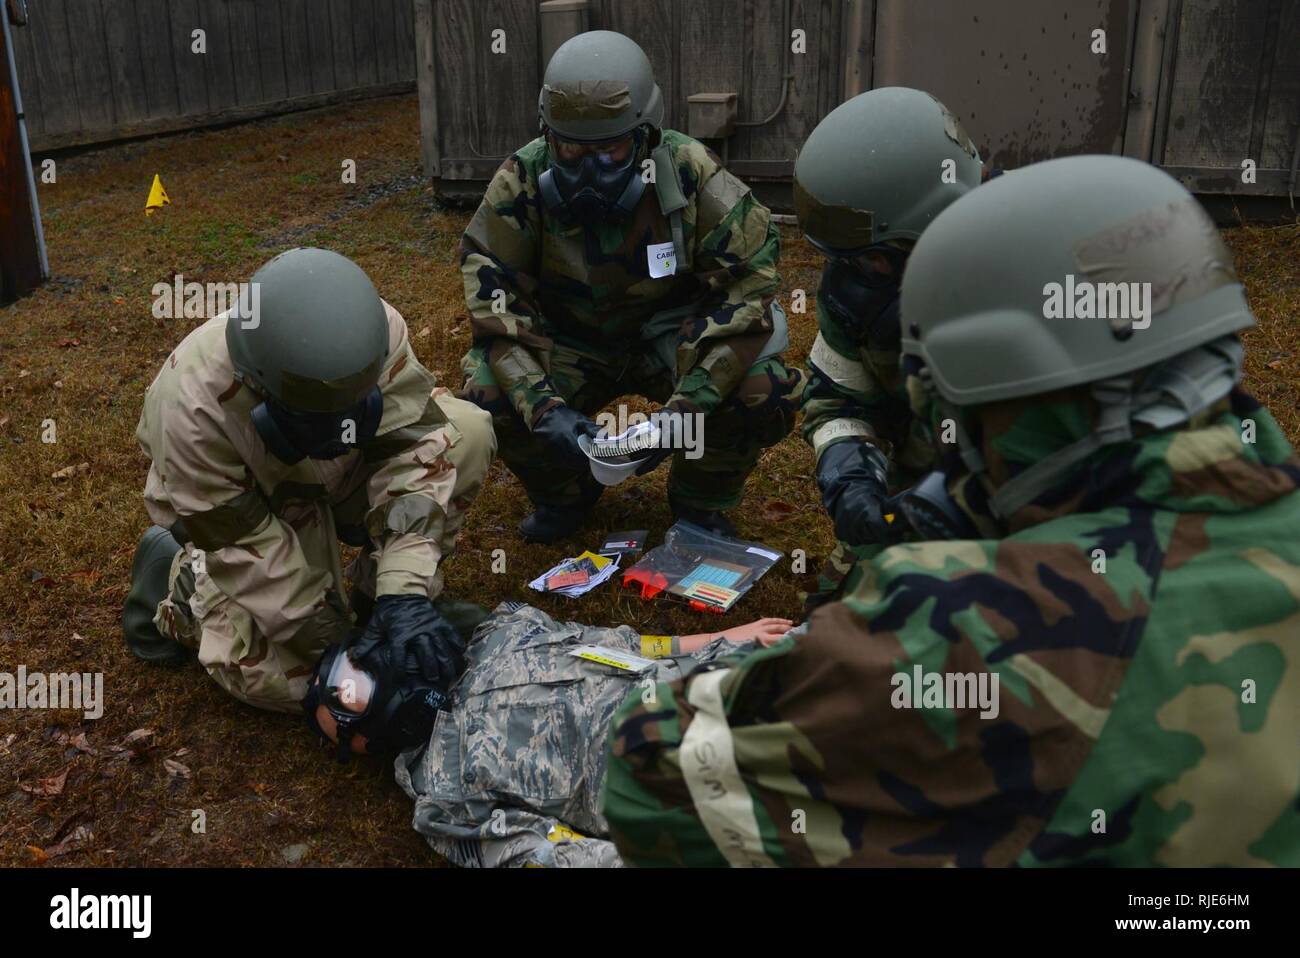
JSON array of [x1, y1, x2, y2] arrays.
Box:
[[633, 407, 680, 476], [816, 440, 892, 546], [533, 403, 600, 469], [351, 594, 466, 694]]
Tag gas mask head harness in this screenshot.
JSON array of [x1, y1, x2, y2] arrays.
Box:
[[302, 629, 448, 762], [816, 242, 911, 352], [250, 387, 383, 465], [537, 127, 648, 227]]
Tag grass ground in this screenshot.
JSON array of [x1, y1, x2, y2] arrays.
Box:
[[1, 94, 1297, 867]]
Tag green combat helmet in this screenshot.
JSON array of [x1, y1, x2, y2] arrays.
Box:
[[226, 247, 390, 464], [793, 87, 982, 253], [538, 29, 664, 143], [536, 31, 667, 227], [900, 154, 1254, 518], [226, 247, 389, 414]]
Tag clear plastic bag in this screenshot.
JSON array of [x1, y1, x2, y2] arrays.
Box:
[[621, 521, 783, 613]]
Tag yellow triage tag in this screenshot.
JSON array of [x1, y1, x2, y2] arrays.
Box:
[[569, 645, 656, 673], [547, 823, 585, 842], [574, 551, 614, 570], [640, 635, 673, 658]]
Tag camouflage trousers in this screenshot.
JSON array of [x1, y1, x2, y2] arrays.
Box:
[[459, 341, 804, 510], [153, 395, 496, 713]]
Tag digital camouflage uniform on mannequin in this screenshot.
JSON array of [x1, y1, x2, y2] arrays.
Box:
[[457, 30, 803, 542], [396, 603, 747, 867], [602, 156, 1300, 867], [124, 249, 495, 713]]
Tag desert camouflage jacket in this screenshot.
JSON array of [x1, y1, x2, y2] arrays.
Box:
[[604, 389, 1300, 866], [395, 603, 742, 868], [460, 129, 782, 423], [136, 302, 466, 648]]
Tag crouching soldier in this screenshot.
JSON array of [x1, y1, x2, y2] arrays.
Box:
[[793, 88, 982, 602], [122, 248, 496, 713], [458, 30, 803, 542], [603, 156, 1300, 866]]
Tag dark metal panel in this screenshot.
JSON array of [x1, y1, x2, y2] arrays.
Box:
[[872, 0, 1134, 169]]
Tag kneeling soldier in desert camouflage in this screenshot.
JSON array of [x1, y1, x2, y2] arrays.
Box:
[[122, 248, 495, 714], [603, 156, 1300, 867], [458, 30, 803, 543]]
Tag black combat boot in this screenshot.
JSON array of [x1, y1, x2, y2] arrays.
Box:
[[670, 499, 737, 538], [519, 479, 603, 544], [122, 525, 193, 665]]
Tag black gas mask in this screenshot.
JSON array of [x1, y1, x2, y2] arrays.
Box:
[[538, 129, 647, 227], [251, 387, 384, 465], [302, 631, 448, 762], [818, 244, 910, 351], [883, 471, 979, 542]]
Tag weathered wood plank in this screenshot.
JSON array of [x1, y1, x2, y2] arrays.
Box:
[[477, 0, 537, 155], [328, 0, 358, 90], [226, 0, 264, 106], [133, 0, 181, 120], [169, 0, 209, 116], [434, 0, 480, 165], [280, 0, 313, 98], [372, 0, 400, 84], [1261, 0, 1298, 169], [394, 0, 416, 78], [198, 0, 238, 111], [1163, 0, 1271, 169], [66, 0, 116, 131], [102, 0, 150, 126], [352, 0, 379, 89]]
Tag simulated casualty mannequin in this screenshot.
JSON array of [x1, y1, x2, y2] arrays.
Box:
[[305, 604, 792, 867], [123, 248, 495, 713]]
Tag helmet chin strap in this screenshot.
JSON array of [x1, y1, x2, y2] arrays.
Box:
[[940, 335, 1245, 520]]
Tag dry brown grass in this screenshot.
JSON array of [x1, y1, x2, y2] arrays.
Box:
[[0, 93, 1295, 867]]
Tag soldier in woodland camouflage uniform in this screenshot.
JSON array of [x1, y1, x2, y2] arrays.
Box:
[[603, 156, 1300, 866], [793, 88, 983, 604], [123, 249, 494, 714], [389, 604, 792, 867], [458, 30, 803, 543]]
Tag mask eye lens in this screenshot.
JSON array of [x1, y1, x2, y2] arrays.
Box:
[[324, 651, 376, 717]]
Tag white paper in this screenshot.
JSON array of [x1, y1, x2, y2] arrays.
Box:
[[647, 241, 676, 278]]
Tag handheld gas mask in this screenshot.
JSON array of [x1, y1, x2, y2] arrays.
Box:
[[538, 129, 648, 227]]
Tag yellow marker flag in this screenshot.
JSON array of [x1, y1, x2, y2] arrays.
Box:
[[145, 174, 170, 216]]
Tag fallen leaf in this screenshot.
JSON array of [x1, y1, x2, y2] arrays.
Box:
[[46, 825, 93, 858], [55, 338, 82, 348], [25, 846, 48, 865], [53, 380, 64, 389], [761, 499, 796, 521], [28, 569, 56, 587], [1267, 359, 1285, 370], [68, 568, 101, 585], [18, 369, 30, 378], [21, 766, 70, 797], [0, 415, 9, 428], [122, 728, 155, 746], [50, 462, 89, 480], [170, 747, 191, 758], [416, 325, 432, 339], [163, 759, 191, 780], [70, 732, 96, 755]]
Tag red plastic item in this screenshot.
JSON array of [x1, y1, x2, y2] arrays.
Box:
[[622, 568, 669, 600]]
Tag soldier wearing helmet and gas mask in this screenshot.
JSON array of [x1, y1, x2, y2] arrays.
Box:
[[123, 248, 496, 715], [605, 155, 1300, 867], [458, 30, 803, 543], [792, 87, 984, 603]]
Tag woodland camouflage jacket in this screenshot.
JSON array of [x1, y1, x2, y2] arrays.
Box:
[[460, 130, 782, 423], [604, 390, 1300, 866]]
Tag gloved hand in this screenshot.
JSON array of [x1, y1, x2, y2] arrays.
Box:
[[351, 594, 466, 694], [816, 440, 892, 546], [533, 402, 600, 469], [634, 407, 681, 476]]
